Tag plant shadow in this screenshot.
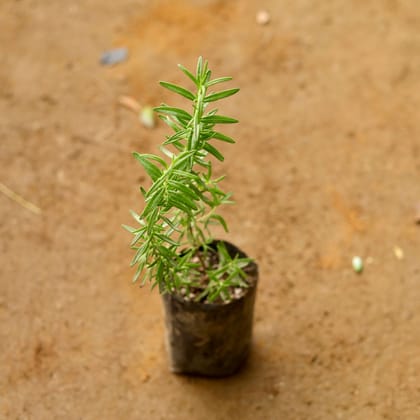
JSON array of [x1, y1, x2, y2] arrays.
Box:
[[169, 341, 296, 419]]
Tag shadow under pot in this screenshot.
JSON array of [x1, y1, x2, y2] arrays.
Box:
[[161, 240, 258, 377]]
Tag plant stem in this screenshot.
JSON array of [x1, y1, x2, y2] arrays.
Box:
[[187, 216, 209, 276]]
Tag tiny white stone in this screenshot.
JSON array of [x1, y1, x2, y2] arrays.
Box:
[[352, 256, 363, 273], [393, 246, 404, 260], [256, 10, 270, 25]]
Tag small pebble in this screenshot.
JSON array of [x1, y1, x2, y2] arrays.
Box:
[[256, 10, 270, 25], [415, 202, 420, 224], [141, 373, 150, 383], [100, 47, 128, 66], [393, 246, 404, 260], [352, 256, 363, 273]]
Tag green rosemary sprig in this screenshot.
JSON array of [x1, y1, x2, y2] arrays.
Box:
[[124, 57, 250, 302]]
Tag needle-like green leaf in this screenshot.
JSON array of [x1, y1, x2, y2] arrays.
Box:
[[196, 56, 203, 80], [178, 64, 198, 85], [133, 153, 163, 182], [154, 106, 192, 121], [168, 180, 199, 201], [207, 76, 233, 86], [211, 131, 236, 144], [163, 129, 190, 145], [201, 115, 238, 124], [207, 214, 228, 232], [122, 224, 136, 233], [159, 81, 195, 101], [204, 88, 239, 103], [203, 143, 224, 161]]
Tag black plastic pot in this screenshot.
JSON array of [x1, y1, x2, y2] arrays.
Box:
[[161, 240, 258, 377]]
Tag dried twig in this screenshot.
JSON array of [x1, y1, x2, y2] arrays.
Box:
[[0, 182, 42, 215], [116, 96, 155, 128], [118, 95, 142, 113]]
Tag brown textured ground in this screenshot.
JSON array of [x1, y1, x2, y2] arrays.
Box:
[[1, 0, 420, 419]]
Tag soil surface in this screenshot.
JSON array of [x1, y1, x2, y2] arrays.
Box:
[[1, 0, 420, 419]]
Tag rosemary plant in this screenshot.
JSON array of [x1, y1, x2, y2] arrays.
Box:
[[124, 57, 251, 303]]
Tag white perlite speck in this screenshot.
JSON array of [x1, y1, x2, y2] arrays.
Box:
[[352, 256, 363, 273]]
